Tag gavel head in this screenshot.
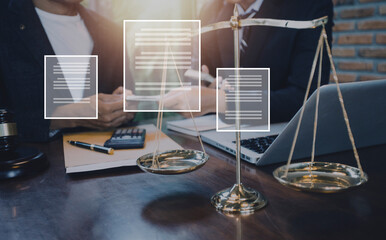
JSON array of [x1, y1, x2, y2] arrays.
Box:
[[0, 109, 18, 153]]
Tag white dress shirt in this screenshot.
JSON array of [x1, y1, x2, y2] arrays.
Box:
[[236, 0, 264, 48], [35, 7, 94, 101]]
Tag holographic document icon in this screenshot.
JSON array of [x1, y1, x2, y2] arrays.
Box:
[[44, 55, 98, 119]]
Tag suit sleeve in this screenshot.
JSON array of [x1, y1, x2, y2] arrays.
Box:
[[270, 0, 334, 122], [0, 67, 5, 108], [220, 0, 334, 125]]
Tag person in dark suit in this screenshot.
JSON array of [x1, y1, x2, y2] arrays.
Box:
[[163, 0, 334, 123], [0, 0, 135, 142]]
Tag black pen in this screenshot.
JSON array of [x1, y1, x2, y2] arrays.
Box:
[[67, 140, 114, 155]]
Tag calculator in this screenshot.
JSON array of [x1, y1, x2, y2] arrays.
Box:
[[103, 128, 146, 149]]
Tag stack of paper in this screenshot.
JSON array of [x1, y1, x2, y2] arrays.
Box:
[[63, 124, 182, 173], [167, 115, 232, 136]]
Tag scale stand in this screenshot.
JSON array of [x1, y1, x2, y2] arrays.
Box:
[[205, 5, 351, 213], [210, 6, 267, 214], [137, 3, 363, 212]]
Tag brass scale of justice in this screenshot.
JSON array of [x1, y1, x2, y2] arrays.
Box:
[[136, 5, 368, 214]]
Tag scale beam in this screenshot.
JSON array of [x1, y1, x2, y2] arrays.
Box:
[[200, 16, 328, 34], [241, 16, 328, 29]]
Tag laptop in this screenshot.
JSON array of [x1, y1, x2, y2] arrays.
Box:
[[201, 79, 386, 166]]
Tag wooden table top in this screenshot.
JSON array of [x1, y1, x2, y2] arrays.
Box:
[[1, 128, 385, 240]]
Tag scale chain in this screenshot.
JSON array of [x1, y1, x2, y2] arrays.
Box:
[[283, 30, 324, 178], [322, 27, 365, 179], [168, 46, 206, 155], [284, 26, 365, 180], [309, 30, 324, 180], [151, 45, 169, 169]]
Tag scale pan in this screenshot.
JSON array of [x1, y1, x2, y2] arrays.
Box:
[[136, 149, 209, 175], [273, 162, 368, 193]]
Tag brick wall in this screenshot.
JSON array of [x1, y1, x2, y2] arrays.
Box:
[[332, 0, 386, 82]]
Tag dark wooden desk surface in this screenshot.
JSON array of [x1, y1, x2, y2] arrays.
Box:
[[1, 129, 385, 240]]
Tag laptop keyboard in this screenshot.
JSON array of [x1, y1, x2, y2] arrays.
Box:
[[233, 135, 278, 154]]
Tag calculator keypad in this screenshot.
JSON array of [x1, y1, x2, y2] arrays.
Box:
[[104, 128, 146, 149]]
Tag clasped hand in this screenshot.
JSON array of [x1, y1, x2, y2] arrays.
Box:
[[162, 66, 227, 118], [50, 86, 136, 130]]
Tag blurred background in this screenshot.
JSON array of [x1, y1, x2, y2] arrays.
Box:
[[82, 0, 385, 123], [84, 0, 204, 21], [83, 0, 386, 84], [80, 0, 386, 117], [331, 0, 385, 82], [83, 0, 207, 119]]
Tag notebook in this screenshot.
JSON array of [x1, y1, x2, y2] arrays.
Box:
[[63, 124, 182, 173], [166, 114, 232, 137]]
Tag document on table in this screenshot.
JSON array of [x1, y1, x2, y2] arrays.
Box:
[[63, 124, 182, 173], [167, 114, 233, 136]]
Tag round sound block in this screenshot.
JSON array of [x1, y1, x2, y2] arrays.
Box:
[[0, 146, 49, 179]]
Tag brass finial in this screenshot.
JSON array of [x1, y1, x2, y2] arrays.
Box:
[[230, 4, 240, 29], [233, 4, 239, 17]]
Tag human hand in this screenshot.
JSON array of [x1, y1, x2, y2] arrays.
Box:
[[162, 86, 226, 118], [93, 92, 130, 128], [112, 86, 137, 116], [201, 65, 214, 89], [50, 87, 136, 130]]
